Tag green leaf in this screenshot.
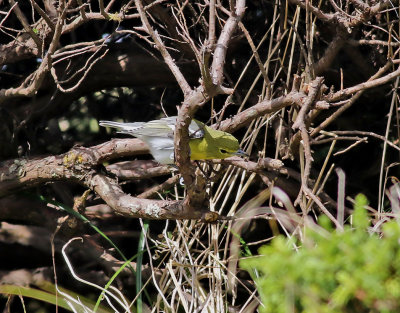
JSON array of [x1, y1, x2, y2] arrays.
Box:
[[353, 193, 369, 229], [241, 195, 400, 313]]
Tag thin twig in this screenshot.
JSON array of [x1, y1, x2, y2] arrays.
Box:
[[238, 21, 272, 88], [9, 0, 42, 53], [134, 0, 191, 95], [29, 0, 55, 32]]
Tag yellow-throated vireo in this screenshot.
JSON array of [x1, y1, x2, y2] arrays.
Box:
[[99, 116, 247, 164]]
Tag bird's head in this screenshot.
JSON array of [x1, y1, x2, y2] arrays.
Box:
[[202, 128, 248, 160]]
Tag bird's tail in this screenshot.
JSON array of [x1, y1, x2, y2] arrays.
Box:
[[99, 120, 145, 135]]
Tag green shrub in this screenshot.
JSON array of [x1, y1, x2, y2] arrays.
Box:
[[241, 194, 400, 313]]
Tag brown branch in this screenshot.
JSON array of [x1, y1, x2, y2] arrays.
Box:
[[76, 0, 87, 20], [137, 175, 180, 199], [289, 77, 326, 216], [220, 158, 303, 199], [290, 0, 391, 28], [95, 138, 150, 162], [311, 61, 399, 136], [311, 136, 366, 145], [311, 91, 363, 137], [293, 77, 324, 183], [0, 151, 89, 197], [0, 4, 41, 65], [170, 1, 245, 211], [333, 138, 368, 156], [238, 21, 271, 88], [210, 0, 246, 85], [326, 65, 400, 102], [327, 0, 344, 14], [0, 4, 140, 66], [348, 0, 392, 28], [106, 160, 171, 180], [211, 81, 346, 165], [279, 56, 398, 152], [0, 138, 151, 196], [86, 173, 194, 219], [99, 0, 109, 19], [29, 0, 55, 32], [292, 78, 324, 130], [348, 39, 400, 47], [208, 0, 216, 47], [63, 12, 115, 33], [50, 45, 110, 93], [0, 1, 67, 104], [174, 88, 212, 209], [217, 91, 304, 133], [221, 157, 287, 175], [289, 0, 393, 76], [0, 143, 208, 220], [288, 0, 334, 23], [145, 0, 195, 58], [222, 157, 338, 213], [134, 0, 191, 95], [328, 130, 400, 151], [303, 185, 343, 229], [9, 0, 42, 54], [348, 0, 370, 12]]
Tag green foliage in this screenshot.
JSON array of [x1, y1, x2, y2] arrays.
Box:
[[241, 194, 400, 313]]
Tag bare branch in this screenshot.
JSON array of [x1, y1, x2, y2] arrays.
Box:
[[293, 77, 324, 184], [208, 0, 216, 47], [87, 173, 190, 219], [29, 0, 55, 32], [106, 160, 171, 180], [9, 0, 42, 54], [134, 0, 192, 95], [217, 91, 304, 133], [0, 139, 149, 196], [0, 1, 67, 104], [239, 21, 271, 88], [0, 140, 209, 220], [211, 0, 246, 85], [137, 175, 180, 199], [327, 65, 400, 102]]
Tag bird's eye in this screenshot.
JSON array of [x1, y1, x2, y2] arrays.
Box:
[[220, 149, 228, 154]]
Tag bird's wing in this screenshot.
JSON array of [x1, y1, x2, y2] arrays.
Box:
[[100, 117, 205, 138], [133, 119, 174, 137], [189, 120, 205, 139], [98, 121, 145, 135], [159, 117, 205, 139]]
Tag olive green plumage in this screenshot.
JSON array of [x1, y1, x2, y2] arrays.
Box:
[[99, 116, 246, 164]]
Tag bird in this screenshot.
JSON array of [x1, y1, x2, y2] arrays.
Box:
[[99, 116, 247, 165]]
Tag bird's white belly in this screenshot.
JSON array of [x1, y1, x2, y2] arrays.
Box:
[[141, 136, 175, 164]]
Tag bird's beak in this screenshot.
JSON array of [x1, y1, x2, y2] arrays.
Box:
[[234, 149, 249, 157]]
